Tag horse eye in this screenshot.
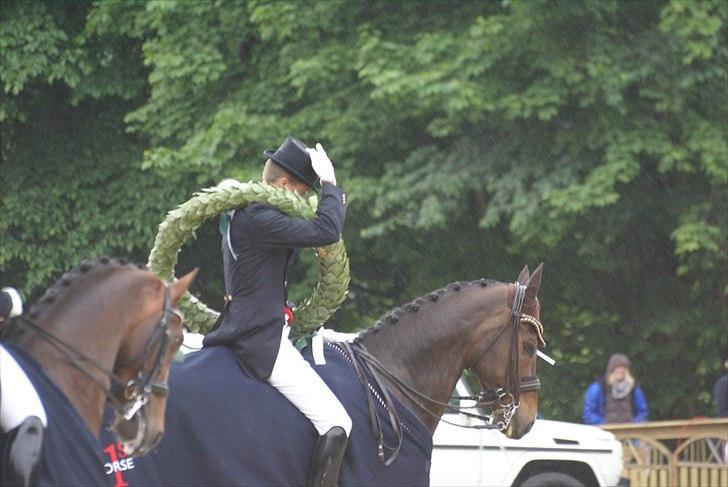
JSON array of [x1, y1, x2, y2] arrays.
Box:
[[522, 342, 536, 356]]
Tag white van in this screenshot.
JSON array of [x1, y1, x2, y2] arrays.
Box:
[[431, 380, 624, 487]]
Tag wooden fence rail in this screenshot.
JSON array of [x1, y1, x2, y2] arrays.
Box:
[[602, 418, 728, 487]]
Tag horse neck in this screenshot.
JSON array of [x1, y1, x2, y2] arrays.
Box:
[[10, 269, 137, 436], [358, 284, 504, 433]]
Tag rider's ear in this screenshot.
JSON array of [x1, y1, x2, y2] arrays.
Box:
[[517, 265, 530, 285], [170, 269, 198, 305], [524, 263, 543, 304]]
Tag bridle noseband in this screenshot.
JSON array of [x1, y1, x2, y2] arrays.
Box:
[[11, 284, 175, 422], [114, 284, 174, 420]]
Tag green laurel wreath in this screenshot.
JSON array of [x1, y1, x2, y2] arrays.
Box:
[[147, 181, 349, 334]]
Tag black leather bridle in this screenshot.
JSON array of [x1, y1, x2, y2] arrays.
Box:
[[11, 284, 175, 422], [113, 284, 175, 420], [466, 281, 542, 429]]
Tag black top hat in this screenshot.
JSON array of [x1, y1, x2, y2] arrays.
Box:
[[263, 136, 320, 190]]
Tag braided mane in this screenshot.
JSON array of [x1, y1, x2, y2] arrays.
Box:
[[26, 257, 146, 319], [354, 278, 498, 342]]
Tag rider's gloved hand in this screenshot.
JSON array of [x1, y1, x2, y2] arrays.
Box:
[[306, 143, 336, 186]]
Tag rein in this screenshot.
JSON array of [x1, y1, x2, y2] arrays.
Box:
[[9, 285, 174, 422], [340, 282, 545, 465]]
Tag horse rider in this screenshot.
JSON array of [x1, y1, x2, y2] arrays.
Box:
[[203, 136, 351, 486], [0, 287, 23, 326]]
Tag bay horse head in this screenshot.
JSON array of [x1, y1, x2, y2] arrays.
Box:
[[2, 258, 196, 456], [355, 263, 544, 441], [107, 268, 198, 456], [467, 264, 543, 438]]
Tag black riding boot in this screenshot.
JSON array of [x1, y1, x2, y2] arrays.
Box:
[[1, 416, 44, 487], [308, 426, 348, 487]]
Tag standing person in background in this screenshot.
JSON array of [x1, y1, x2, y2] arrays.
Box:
[[713, 355, 727, 418], [583, 353, 649, 425], [0, 287, 23, 326]]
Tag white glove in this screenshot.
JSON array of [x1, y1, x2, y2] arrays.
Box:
[[2, 287, 23, 318], [306, 143, 336, 186]]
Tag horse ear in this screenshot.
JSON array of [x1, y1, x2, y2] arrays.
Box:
[[517, 265, 530, 284], [524, 263, 543, 304], [170, 269, 198, 305]]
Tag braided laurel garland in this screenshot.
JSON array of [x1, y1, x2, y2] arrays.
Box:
[[147, 181, 349, 333]]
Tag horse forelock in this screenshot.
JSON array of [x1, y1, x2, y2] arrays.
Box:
[[26, 257, 148, 321]]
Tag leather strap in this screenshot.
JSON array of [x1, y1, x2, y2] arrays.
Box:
[[341, 342, 403, 466]]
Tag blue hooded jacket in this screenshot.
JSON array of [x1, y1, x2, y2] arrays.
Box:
[[582, 379, 649, 425]]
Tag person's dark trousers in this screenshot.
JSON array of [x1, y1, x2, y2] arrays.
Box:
[[308, 426, 348, 487]]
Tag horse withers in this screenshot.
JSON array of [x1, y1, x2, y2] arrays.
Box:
[[0, 258, 196, 486], [101, 264, 544, 486]]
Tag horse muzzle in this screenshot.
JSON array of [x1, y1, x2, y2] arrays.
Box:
[[112, 409, 160, 456], [504, 416, 535, 440]]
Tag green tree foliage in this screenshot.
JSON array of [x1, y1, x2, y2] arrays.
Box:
[[1, 0, 726, 422], [0, 1, 196, 292]]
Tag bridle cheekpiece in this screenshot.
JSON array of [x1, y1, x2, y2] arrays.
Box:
[[12, 284, 175, 424], [469, 281, 545, 431]]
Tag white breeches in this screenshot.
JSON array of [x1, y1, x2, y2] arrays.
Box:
[[267, 325, 352, 437]]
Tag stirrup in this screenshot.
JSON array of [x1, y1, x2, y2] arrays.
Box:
[[2, 416, 44, 487], [308, 426, 348, 487]]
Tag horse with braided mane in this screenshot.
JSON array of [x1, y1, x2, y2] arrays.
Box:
[[0, 258, 196, 486], [99, 264, 544, 486]]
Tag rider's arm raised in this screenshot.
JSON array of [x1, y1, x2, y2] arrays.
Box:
[[244, 183, 346, 249]]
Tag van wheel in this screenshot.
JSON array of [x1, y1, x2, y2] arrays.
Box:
[[519, 472, 584, 487]]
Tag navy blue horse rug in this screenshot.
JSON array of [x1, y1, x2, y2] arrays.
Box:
[[1, 343, 108, 486], [99, 344, 432, 486]]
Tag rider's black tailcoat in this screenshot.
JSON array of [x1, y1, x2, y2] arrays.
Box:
[[203, 182, 346, 380]]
